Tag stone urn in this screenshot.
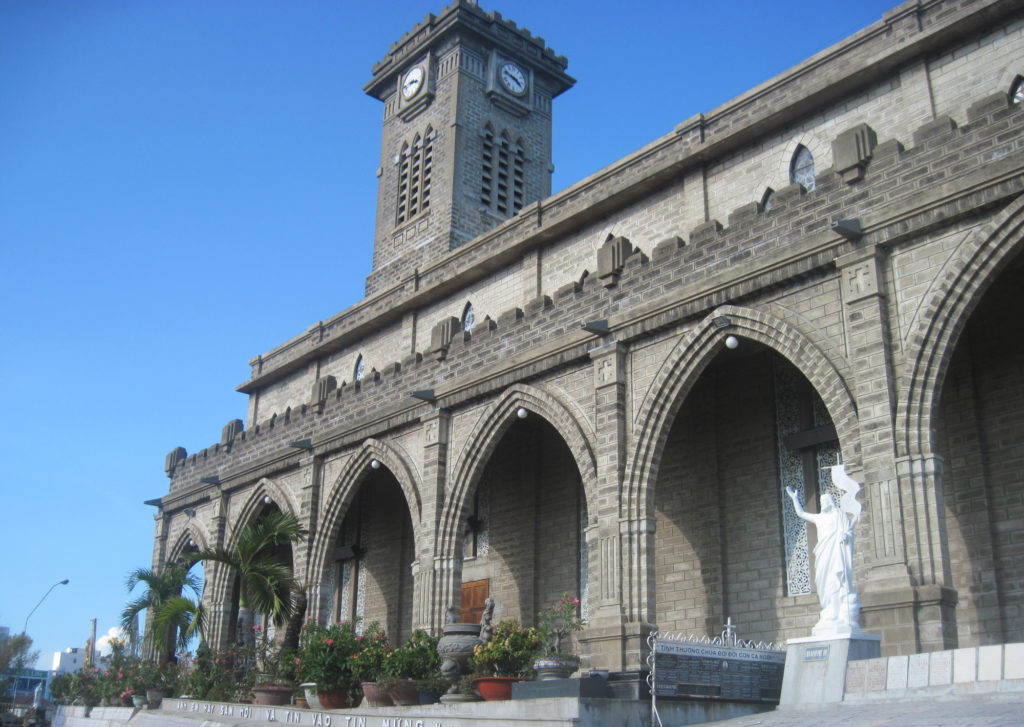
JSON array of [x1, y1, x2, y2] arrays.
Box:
[[436, 622, 482, 702]]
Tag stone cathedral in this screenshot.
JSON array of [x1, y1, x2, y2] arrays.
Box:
[[152, 0, 1024, 672]]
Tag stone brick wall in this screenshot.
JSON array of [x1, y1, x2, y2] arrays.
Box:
[[155, 0, 1024, 666]]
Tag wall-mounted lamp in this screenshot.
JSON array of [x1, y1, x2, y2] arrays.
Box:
[[200, 475, 220, 485], [516, 407, 528, 419], [289, 439, 313, 450], [263, 496, 272, 505], [580, 319, 610, 335], [370, 459, 381, 470], [410, 389, 436, 403], [183, 507, 197, 518], [725, 335, 739, 350], [832, 218, 863, 242], [188, 539, 195, 547]]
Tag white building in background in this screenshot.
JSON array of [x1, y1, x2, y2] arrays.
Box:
[[51, 648, 85, 675]]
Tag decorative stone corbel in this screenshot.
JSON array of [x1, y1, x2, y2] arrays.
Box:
[[597, 234, 634, 288], [832, 123, 878, 183]]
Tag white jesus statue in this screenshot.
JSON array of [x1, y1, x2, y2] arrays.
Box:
[[786, 464, 864, 637]]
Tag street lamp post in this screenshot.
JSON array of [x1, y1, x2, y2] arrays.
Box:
[[23, 579, 69, 635]]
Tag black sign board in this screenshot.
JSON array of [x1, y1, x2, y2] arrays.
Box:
[[652, 641, 785, 703]]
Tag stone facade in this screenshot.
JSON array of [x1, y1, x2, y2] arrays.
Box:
[[153, 0, 1024, 670]]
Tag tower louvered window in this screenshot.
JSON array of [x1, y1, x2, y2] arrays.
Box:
[[481, 125, 525, 216], [397, 127, 433, 224]]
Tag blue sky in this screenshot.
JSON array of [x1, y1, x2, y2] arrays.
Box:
[[0, 0, 898, 668]]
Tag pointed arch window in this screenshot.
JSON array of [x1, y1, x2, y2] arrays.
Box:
[[354, 355, 365, 383], [481, 124, 525, 217], [1012, 76, 1024, 104], [761, 187, 775, 213], [790, 145, 816, 192], [397, 127, 433, 224], [461, 302, 476, 333]]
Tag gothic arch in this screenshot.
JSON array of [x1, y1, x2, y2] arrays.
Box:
[[167, 517, 211, 563], [204, 478, 301, 608], [224, 477, 300, 551], [439, 383, 598, 560], [625, 304, 859, 520], [307, 438, 423, 588], [775, 134, 830, 193], [897, 195, 1024, 459]]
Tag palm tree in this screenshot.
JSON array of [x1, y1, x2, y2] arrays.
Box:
[[121, 562, 202, 662], [189, 510, 307, 643]]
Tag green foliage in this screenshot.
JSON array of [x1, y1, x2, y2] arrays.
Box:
[[470, 620, 542, 677], [383, 629, 439, 681], [378, 629, 440, 692], [178, 645, 252, 701], [536, 592, 585, 656], [121, 562, 202, 660], [348, 622, 392, 683], [0, 633, 37, 696], [189, 511, 308, 629], [294, 620, 362, 702], [49, 672, 75, 704]]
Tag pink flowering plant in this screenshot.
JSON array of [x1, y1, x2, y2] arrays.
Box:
[[536, 592, 585, 657], [295, 620, 362, 700]]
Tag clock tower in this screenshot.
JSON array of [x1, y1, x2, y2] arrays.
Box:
[[364, 1, 574, 294]]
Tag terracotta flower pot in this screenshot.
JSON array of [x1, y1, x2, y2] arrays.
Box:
[[360, 682, 392, 707], [252, 685, 292, 706], [386, 679, 419, 706], [473, 676, 521, 701], [316, 688, 354, 710]]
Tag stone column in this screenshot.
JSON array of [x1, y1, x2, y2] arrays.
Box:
[[204, 495, 234, 650], [580, 341, 653, 671], [414, 409, 452, 633], [294, 454, 321, 625], [837, 245, 956, 652]]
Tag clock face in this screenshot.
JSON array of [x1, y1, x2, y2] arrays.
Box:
[[499, 62, 527, 96], [402, 66, 424, 100]]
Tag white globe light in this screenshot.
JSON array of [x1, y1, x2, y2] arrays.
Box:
[[516, 407, 528, 419], [370, 459, 381, 470], [725, 335, 739, 349]]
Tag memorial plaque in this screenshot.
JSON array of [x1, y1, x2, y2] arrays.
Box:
[[653, 641, 785, 703], [929, 650, 952, 686], [845, 660, 867, 693], [907, 653, 929, 688], [866, 659, 888, 691]]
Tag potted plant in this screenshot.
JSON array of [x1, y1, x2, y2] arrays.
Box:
[[248, 625, 296, 705], [378, 630, 440, 706], [349, 622, 393, 707], [296, 620, 362, 709], [138, 659, 178, 708], [470, 620, 542, 700], [534, 592, 586, 680]]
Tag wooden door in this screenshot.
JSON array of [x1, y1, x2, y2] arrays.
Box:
[[460, 579, 489, 624]]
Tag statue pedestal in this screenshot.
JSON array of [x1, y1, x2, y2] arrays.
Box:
[[779, 633, 880, 706]]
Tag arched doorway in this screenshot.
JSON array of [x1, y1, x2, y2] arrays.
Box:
[[325, 465, 416, 643], [458, 413, 588, 628], [653, 342, 841, 642], [933, 248, 1024, 645]]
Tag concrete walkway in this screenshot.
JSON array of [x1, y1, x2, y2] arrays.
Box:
[[695, 694, 1024, 727]]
